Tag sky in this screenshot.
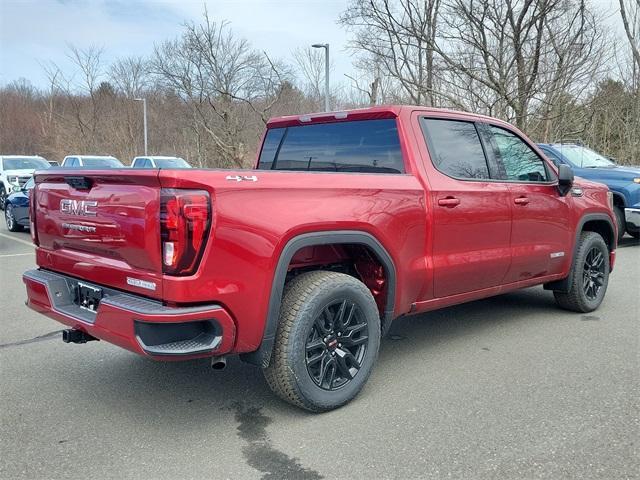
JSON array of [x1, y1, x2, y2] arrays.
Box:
[[0, 0, 629, 90], [0, 0, 354, 88]]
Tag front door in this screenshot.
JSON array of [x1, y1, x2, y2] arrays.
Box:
[[487, 125, 573, 282]]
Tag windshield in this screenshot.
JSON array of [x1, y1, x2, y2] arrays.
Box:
[[154, 158, 191, 168], [82, 157, 123, 168], [2, 157, 49, 170], [556, 146, 615, 168], [24, 177, 35, 190]]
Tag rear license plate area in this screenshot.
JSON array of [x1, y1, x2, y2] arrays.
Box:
[[74, 282, 103, 312]]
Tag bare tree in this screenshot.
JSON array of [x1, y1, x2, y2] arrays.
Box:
[[150, 10, 291, 167], [619, 0, 640, 70], [340, 0, 442, 106]]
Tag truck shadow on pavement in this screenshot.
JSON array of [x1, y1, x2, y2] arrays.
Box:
[[69, 286, 566, 419]]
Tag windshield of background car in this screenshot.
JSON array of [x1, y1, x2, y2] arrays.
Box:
[[556, 146, 615, 168], [2, 157, 49, 170], [154, 158, 191, 168], [24, 177, 35, 190], [81, 157, 124, 167]]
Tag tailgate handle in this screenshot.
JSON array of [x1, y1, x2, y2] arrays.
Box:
[[65, 176, 93, 190]]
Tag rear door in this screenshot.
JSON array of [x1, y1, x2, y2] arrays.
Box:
[[418, 116, 512, 297], [487, 125, 573, 281], [34, 170, 164, 298]]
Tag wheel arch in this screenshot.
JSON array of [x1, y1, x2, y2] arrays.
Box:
[[544, 213, 615, 293], [610, 191, 626, 208], [241, 230, 397, 367]]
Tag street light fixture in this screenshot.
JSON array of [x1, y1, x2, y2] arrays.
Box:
[[311, 43, 330, 112], [134, 97, 148, 155]]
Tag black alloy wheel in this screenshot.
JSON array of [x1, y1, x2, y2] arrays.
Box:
[[305, 299, 369, 391], [553, 231, 609, 313], [582, 247, 605, 301]]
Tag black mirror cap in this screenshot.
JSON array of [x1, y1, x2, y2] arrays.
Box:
[[557, 164, 574, 196]]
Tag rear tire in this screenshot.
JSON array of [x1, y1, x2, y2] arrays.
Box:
[[554, 232, 609, 313], [264, 270, 381, 412], [627, 227, 640, 240], [5, 204, 22, 232], [613, 207, 625, 243]]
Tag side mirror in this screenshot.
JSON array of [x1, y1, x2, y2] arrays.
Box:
[[557, 164, 574, 196]]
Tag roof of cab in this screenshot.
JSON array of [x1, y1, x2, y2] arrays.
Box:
[[266, 105, 509, 129]]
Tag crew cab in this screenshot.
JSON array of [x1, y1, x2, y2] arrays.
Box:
[[23, 106, 617, 412], [538, 143, 640, 240]]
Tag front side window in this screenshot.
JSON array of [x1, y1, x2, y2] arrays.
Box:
[[257, 119, 404, 174], [539, 147, 563, 167], [420, 118, 490, 180], [491, 127, 549, 182]]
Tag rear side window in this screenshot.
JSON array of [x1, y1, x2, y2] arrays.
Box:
[[491, 127, 549, 182], [420, 118, 490, 180], [257, 119, 404, 174]]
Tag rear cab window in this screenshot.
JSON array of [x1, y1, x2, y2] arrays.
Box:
[[257, 119, 405, 174]]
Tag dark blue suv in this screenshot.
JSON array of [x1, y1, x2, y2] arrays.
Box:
[[538, 143, 640, 241]]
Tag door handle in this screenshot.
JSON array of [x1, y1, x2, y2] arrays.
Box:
[[514, 196, 530, 205], [438, 197, 460, 207]]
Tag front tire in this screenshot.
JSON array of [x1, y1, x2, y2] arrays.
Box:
[[554, 231, 610, 313], [0, 186, 6, 211], [5, 204, 22, 232], [264, 271, 381, 412], [613, 207, 625, 243]]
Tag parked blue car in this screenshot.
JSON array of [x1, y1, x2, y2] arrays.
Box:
[[4, 176, 33, 232], [538, 143, 640, 241]]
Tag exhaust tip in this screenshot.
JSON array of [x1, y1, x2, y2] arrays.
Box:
[[211, 356, 227, 370]]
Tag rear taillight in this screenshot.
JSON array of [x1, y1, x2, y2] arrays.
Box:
[[29, 186, 39, 246], [160, 189, 211, 276]]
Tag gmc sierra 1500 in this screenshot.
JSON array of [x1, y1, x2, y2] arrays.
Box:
[[23, 106, 617, 411]]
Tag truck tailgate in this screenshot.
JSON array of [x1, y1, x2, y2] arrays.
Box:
[[33, 170, 164, 299]]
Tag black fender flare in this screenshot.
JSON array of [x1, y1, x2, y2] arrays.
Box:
[[544, 213, 615, 293], [240, 230, 397, 367]]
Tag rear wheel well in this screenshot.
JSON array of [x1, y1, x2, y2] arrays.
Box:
[[286, 243, 390, 329]]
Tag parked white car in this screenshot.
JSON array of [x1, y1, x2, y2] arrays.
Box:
[[61, 155, 124, 168], [0, 155, 50, 209], [131, 156, 191, 168]]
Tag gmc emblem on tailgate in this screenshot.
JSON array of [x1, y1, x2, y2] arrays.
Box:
[[60, 199, 98, 216]]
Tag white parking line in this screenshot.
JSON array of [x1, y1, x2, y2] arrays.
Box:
[[0, 232, 35, 248], [0, 252, 34, 258]]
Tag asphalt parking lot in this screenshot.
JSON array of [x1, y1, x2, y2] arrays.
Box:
[[1, 222, 638, 480]]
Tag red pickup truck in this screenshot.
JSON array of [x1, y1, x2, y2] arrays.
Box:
[[23, 106, 617, 411]]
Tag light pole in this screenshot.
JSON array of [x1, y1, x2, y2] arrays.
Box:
[[311, 43, 329, 112], [134, 97, 148, 155]]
